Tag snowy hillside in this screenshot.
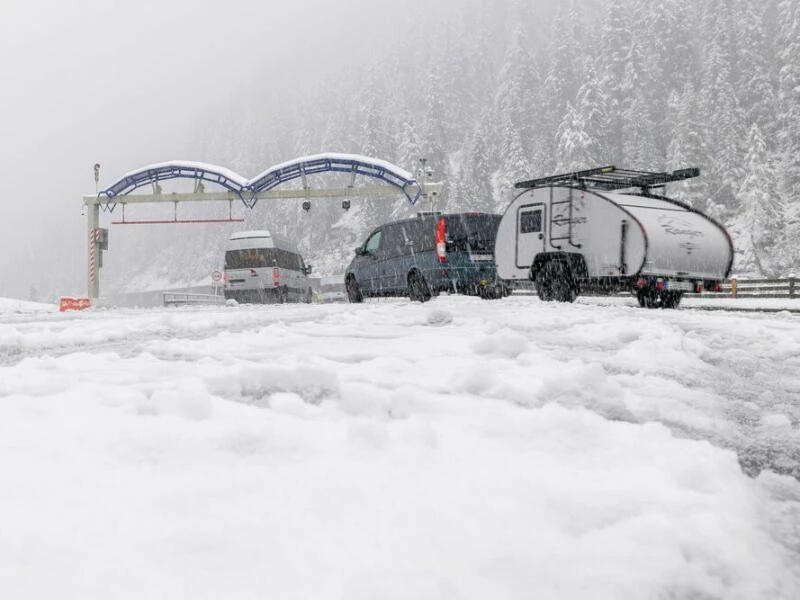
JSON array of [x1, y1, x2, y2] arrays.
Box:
[[97, 0, 800, 294], [1, 296, 799, 598]]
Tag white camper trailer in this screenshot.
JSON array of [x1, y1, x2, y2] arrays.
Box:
[[494, 166, 734, 308]]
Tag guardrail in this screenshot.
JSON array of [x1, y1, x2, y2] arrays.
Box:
[[510, 277, 799, 299], [722, 277, 797, 298], [163, 291, 226, 307]]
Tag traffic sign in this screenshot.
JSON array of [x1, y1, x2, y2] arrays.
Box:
[[212, 270, 222, 283]]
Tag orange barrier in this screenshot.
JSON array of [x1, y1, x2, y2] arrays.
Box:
[[59, 297, 92, 312]]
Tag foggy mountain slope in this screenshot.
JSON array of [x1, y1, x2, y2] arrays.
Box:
[[101, 0, 799, 293]]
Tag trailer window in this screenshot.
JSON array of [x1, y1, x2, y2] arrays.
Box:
[[520, 210, 542, 234]]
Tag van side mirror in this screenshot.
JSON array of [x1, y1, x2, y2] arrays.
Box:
[[303, 265, 313, 275], [355, 247, 365, 256]]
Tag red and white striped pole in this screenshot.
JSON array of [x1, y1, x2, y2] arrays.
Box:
[[88, 228, 98, 287]]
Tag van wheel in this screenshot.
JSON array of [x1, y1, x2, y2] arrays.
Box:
[[303, 288, 313, 303], [408, 271, 431, 302], [276, 286, 288, 304], [536, 261, 576, 303], [346, 276, 363, 304]]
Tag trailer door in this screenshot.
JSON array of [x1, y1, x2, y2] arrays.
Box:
[[515, 204, 546, 269]]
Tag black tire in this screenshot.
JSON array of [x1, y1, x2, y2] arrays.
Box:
[[408, 271, 432, 302], [637, 289, 660, 308], [276, 286, 288, 304], [346, 276, 363, 304], [480, 284, 506, 300], [303, 288, 313, 304], [535, 268, 555, 301], [636, 290, 682, 309], [661, 291, 683, 309], [536, 260, 576, 303]]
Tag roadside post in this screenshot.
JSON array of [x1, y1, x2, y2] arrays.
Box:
[[212, 270, 222, 296]]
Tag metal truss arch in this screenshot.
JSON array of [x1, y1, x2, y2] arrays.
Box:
[[247, 153, 422, 205], [98, 161, 250, 211]]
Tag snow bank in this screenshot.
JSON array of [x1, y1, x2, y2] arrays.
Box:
[[0, 297, 57, 314], [0, 297, 798, 599]]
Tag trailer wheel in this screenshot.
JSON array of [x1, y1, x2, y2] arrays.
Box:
[[536, 260, 577, 303], [636, 290, 683, 309], [662, 291, 683, 309]]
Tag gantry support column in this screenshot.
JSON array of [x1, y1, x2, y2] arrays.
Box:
[[86, 198, 100, 299]]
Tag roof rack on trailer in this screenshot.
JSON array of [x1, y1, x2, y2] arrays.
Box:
[[514, 166, 700, 193]]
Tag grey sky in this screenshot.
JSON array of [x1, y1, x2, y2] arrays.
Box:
[[0, 0, 435, 298]]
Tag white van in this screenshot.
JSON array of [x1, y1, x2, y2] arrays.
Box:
[[223, 230, 313, 303]]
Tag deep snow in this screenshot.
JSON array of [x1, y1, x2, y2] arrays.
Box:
[[1, 295, 799, 599]]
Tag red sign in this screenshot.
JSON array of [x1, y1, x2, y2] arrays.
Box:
[[59, 297, 92, 312]]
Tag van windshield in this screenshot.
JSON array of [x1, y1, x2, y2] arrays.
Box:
[[445, 214, 501, 253], [225, 248, 302, 270]]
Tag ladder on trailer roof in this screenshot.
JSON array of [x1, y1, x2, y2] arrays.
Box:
[[515, 165, 700, 195]]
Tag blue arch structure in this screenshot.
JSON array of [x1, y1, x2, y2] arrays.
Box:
[[247, 153, 421, 205], [98, 161, 250, 211], [97, 154, 421, 211]]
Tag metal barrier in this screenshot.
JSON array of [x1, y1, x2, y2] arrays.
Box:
[[511, 277, 799, 299], [705, 277, 797, 299], [162, 291, 226, 307]]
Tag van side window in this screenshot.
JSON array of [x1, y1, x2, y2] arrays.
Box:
[[409, 220, 435, 252], [383, 225, 406, 258], [520, 210, 542, 234], [364, 230, 382, 254]]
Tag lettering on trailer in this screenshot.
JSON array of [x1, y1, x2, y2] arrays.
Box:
[[657, 214, 704, 239]]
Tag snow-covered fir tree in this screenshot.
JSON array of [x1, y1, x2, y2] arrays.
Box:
[[102, 0, 799, 291]]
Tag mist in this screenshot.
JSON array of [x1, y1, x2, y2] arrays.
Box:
[[0, 0, 469, 299]]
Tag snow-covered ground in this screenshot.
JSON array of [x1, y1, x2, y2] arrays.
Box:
[[0, 297, 57, 315], [1, 295, 799, 599]]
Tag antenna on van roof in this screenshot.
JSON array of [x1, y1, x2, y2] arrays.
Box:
[[514, 166, 700, 193]]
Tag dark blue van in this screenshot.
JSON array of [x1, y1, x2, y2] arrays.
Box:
[[344, 212, 507, 302]]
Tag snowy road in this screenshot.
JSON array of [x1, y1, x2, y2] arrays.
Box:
[[1, 296, 799, 599]]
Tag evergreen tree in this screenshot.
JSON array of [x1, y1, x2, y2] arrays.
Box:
[[736, 124, 783, 276], [666, 85, 711, 208], [597, 0, 634, 163], [775, 0, 800, 268], [555, 102, 594, 172], [734, 0, 776, 135], [699, 1, 746, 216]]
